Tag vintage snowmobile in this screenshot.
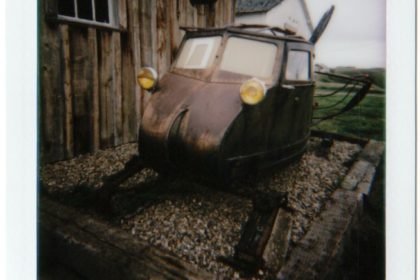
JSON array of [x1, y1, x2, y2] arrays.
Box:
[[135, 6, 370, 182]]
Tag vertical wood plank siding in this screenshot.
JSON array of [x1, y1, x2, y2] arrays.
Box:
[[69, 27, 93, 155], [40, 0, 236, 163]]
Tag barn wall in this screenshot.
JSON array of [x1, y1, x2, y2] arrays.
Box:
[[40, 0, 236, 163]]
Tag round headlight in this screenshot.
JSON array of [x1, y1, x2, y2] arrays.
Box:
[[137, 67, 158, 90], [239, 78, 266, 105]]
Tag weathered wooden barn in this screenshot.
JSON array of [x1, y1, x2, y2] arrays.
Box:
[[40, 0, 236, 163]]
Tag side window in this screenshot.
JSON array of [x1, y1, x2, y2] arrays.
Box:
[[57, 0, 116, 27], [286, 50, 311, 81]]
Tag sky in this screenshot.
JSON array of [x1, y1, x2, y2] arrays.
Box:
[[306, 0, 386, 68]]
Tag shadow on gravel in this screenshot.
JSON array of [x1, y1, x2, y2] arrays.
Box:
[[40, 174, 179, 221]]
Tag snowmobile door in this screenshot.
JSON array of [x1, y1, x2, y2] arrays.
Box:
[[277, 42, 315, 144]]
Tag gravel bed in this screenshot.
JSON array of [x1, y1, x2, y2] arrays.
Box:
[[41, 143, 157, 191], [40, 138, 362, 278]]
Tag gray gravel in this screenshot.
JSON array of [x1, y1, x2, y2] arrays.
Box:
[[40, 138, 362, 278]]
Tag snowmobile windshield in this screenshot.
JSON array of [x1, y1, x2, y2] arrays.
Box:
[[175, 36, 222, 69], [219, 37, 277, 79]]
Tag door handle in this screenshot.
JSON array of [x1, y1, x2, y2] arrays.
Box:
[[282, 85, 295, 90]]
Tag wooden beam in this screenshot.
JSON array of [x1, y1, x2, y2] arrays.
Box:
[[277, 189, 361, 280], [39, 197, 213, 279]]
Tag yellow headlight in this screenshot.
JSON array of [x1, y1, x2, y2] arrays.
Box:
[[240, 78, 266, 105], [137, 67, 158, 90]]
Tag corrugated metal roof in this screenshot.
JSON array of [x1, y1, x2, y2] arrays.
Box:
[[236, 0, 284, 15]]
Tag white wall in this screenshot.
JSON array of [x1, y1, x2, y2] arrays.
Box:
[[235, 0, 312, 39], [235, 12, 267, 25]]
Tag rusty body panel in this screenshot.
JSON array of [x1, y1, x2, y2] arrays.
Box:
[[139, 27, 315, 182]]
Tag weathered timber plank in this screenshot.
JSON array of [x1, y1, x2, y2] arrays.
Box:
[[169, 0, 184, 59], [359, 140, 385, 166], [118, 0, 127, 29], [262, 209, 291, 272], [120, 0, 140, 142], [139, 0, 155, 115], [192, 2, 199, 26], [88, 28, 100, 152], [120, 34, 136, 143], [39, 197, 213, 279], [277, 189, 361, 280], [127, 0, 142, 125], [139, 0, 154, 67], [206, 3, 216, 27], [341, 160, 372, 191], [169, 0, 179, 62], [98, 31, 115, 148], [69, 27, 93, 155], [214, 0, 223, 27], [59, 25, 74, 158], [227, 0, 234, 24], [196, 5, 206, 28], [150, 0, 158, 69], [178, 0, 187, 27], [185, 0, 196, 27], [355, 164, 377, 196], [40, 14, 65, 163], [113, 32, 123, 146], [43, 0, 57, 19], [176, 0, 189, 52], [341, 140, 384, 191], [218, 0, 226, 27], [156, 0, 171, 76]]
